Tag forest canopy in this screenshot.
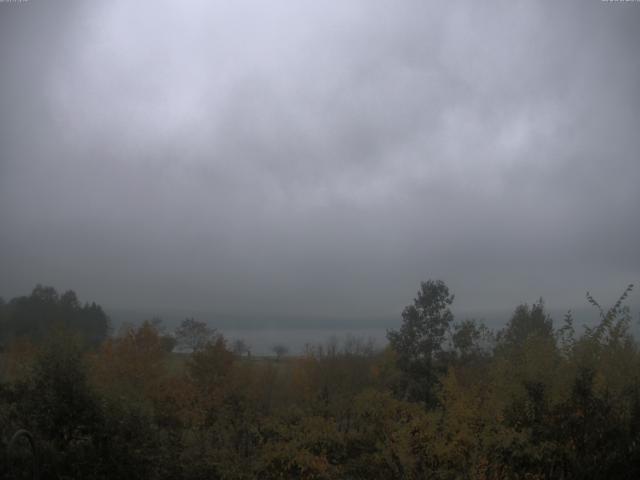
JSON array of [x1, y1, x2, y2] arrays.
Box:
[[0, 285, 109, 347]]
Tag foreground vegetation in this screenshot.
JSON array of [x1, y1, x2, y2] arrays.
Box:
[[1, 281, 639, 479]]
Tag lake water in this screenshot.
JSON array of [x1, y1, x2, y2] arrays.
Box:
[[221, 327, 389, 356]]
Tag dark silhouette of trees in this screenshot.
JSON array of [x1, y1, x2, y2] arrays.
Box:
[[0, 285, 109, 346], [232, 339, 251, 357], [1, 281, 639, 479], [386, 279, 455, 404], [174, 317, 215, 352], [498, 299, 553, 349], [271, 344, 288, 360], [452, 318, 491, 361]]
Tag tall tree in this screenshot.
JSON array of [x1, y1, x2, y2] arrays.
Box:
[[387, 279, 455, 405], [174, 317, 215, 352]]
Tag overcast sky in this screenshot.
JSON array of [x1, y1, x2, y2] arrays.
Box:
[[1, 0, 639, 322]]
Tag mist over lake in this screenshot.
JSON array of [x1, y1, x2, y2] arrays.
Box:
[[105, 304, 630, 356]]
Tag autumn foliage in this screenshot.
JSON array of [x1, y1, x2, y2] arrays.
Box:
[[1, 283, 639, 479]]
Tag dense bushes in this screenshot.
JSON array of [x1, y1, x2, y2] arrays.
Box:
[[1, 282, 639, 478]]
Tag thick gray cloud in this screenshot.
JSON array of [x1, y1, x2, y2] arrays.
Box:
[[1, 0, 639, 321]]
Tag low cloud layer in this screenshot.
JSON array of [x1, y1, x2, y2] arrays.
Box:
[[1, 1, 639, 320]]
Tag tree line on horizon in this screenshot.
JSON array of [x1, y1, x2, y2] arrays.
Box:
[[1, 281, 639, 479], [0, 285, 110, 349]]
